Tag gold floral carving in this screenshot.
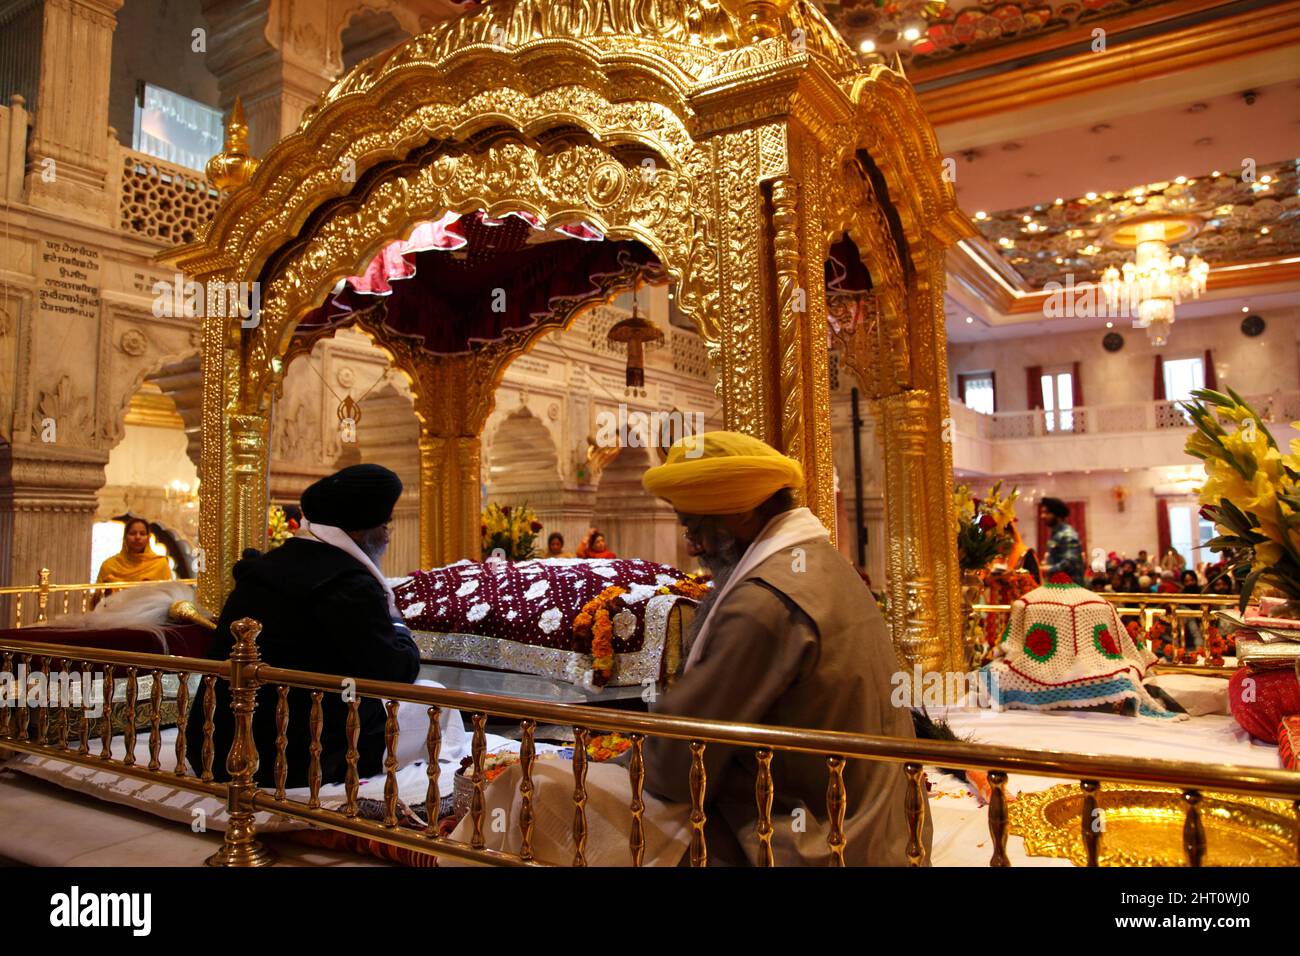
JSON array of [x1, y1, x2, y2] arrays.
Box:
[[772, 178, 803, 468]]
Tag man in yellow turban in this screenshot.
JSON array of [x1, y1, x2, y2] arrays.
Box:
[[640, 431, 927, 866]]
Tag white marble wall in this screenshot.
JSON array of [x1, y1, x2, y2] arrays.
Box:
[[949, 306, 1300, 413]]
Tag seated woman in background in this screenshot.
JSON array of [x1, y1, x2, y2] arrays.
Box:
[[575, 528, 616, 559], [96, 517, 172, 585], [545, 532, 572, 558]]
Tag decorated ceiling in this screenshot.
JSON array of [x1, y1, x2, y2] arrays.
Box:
[[970, 159, 1300, 289], [817, 0, 1179, 70]]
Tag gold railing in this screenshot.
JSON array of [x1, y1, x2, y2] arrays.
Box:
[[0, 568, 198, 629], [1, 622, 1297, 868]]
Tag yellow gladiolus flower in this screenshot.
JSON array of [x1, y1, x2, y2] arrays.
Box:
[[1255, 541, 1283, 566]]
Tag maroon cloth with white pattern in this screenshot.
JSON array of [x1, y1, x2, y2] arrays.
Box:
[[392, 558, 692, 655]]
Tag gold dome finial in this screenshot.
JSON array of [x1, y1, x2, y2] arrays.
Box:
[[720, 0, 795, 43], [206, 96, 259, 192]]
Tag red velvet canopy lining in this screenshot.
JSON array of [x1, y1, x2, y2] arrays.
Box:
[[295, 211, 664, 355], [294, 215, 875, 355]]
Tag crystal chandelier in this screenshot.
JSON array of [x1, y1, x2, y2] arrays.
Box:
[[1100, 215, 1208, 347]]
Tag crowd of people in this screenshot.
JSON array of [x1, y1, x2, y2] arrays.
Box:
[[1086, 548, 1238, 596]]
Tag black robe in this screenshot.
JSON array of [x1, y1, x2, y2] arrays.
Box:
[[187, 537, 420, 788]]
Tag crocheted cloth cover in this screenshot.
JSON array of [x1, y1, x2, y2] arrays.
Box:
[[982, 582, 1179, 718]]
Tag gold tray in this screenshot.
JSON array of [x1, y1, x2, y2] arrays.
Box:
[[1008, 782, 1297, 867]]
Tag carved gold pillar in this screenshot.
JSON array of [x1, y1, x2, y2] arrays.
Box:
[[911, 242, 964, 681], [230, 412, 270, 563], [876, 389, 951, 674], [712, 127, 776, 445], [770, 175, 834, 536], [419, 434, 482, 569], [196, 298, 238, 611]]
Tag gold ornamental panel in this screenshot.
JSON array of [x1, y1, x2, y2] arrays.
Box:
[[176, 1, 969, 667]]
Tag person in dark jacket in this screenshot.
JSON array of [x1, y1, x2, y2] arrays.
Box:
[[189, 464, 420, 788]]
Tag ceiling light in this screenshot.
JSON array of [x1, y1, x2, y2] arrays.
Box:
[[965, 316, 974, 324], [1023, 215, 1032, 223], [974, 211, 987, 220], [998, 237, 1014, 247], [1174, 176, 1187, 184], [902, 27, 921, 42], [1100, 216, 1208, 347], [1261, 226, 1270, 235], [1260, 175, 1273, 184], [1085, 191, 1098, 201], [1241, 306, 1249, 313], [1211, 170, 1222, 177], [1054, 197, 1064, 205], [858, 38, 875, 54], [1106, 321, 1114, 329]]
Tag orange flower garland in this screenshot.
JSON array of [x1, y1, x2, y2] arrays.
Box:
[[570, 576, 710, 686], [573, 585, 626, 686], [656, 574, 711, 601]]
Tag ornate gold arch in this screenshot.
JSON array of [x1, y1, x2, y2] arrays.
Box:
[[164, 0, 971, 673]]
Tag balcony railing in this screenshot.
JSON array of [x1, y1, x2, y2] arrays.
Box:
[[114, 143, 223, 246], [953, 390, 1300, 441]]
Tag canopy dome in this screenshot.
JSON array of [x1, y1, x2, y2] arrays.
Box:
[[302, 0, 862, 126]]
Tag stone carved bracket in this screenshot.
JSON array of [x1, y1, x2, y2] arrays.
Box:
[[30, 376, 92, 447]]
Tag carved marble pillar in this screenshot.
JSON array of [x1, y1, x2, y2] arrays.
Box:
[[199, 0, 338, 156], [0, 443, 109, 595], [593, 447, 680, 565], [23, 0, 124, 221]]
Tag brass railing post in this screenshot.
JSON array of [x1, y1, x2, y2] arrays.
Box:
[[36, 568, 50, 625], [904, 762, 926, 866], [987, 770, 1010, 867], [688, 740, 708, 867], [206, 617, 275, 867], [754, 749, 775, 867], [1080, 779, 1102, 866], [1182, 790, 1206, 867]]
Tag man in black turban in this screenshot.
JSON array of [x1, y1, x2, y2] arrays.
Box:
[[190, 464, 423, 788]]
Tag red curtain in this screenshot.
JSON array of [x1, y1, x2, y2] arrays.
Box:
[[1071, 361, 1084, 407], [1027, 365, 1043, 410], [1204, 349, 1217, 390], [990, 370, 998, 413], [1156, 498, 1172, 560], [1153, 354, 1166, 400]]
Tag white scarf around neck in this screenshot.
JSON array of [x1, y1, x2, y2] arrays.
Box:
[[300, 518, 399, 618], [684, 506, 829, 672]]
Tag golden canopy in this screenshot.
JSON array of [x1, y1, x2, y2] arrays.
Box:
[[163, 0, 972, 673]]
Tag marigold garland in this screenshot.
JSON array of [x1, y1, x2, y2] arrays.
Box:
[[1136, 617, 1235, 666], [655, 574, 711, 601], [573, 585, 626, 686]]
